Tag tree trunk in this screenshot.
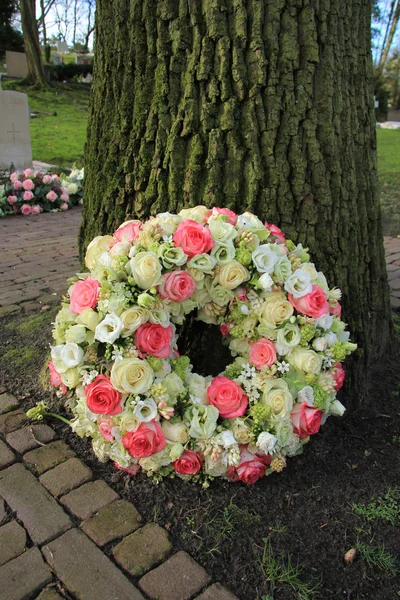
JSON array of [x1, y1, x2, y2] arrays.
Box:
[[378, 0, 400, 73], [80, 0, 394, 400], [39, 0, 47, 48], [20, 0, 47, 88]]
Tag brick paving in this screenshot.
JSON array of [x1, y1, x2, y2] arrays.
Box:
[[384, 236, 400, 308], [0, 391, 239, 600]]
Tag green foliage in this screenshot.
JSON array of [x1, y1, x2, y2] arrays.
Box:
[[352, 487, 400, 525], [51, 63, 93, 83], [2, 81, 89, 167], [259, 538, 321, 600], [356, 541, 398, 577]]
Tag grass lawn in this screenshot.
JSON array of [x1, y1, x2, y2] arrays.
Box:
[[377, 129, 400, 236], [3, 81, 90, 168]]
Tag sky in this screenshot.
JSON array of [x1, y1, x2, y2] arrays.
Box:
[[35, 0, 95, 50]]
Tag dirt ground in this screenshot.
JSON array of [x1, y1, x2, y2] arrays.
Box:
[[0, 307, 399, 600]]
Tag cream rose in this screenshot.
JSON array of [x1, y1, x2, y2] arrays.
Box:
[[261, 292, 294, 326], [120, 306, 149, 336], [110, 358, 154, 394], [85, 235, 114, 269], [75, 308, 102, 332], [218, 261, 250, 289], [129, 251, 163, 289], [161, 421, 189, 444], [179, 205, 211, 223], [61, 367, 81, 388], [262, 379, 294, 423], [231, 418, 252, 444], [288, 347, 322, 374]]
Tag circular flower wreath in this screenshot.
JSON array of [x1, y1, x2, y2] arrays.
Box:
[[46, 206, 356, 486]]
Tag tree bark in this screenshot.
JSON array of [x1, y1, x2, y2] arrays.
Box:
[[80, 0, 394, 399], [20, 0, 47, 87]]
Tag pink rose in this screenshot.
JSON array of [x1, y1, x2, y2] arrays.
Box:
[[207, 376, 248, 418], [22, 178, 35, 191], [122, 420, 166, 458], [228, 447, 270, 485], [173, 220, 214, 257], [31, 205, 41, 215], [48, 360, 67, 393], [114, 461, 141, 475], [23, 191, 34, 201], [7, 195, 17, 204], [60, 203, 69, 211], [236, 287, 247, 302], [13, 180, 22, 190], [42, 174, 52, 184], [331, 302, 342, 317], [332, 363, 345, 391], [20, 204, 32, 215], [265, 221, 286, 243], [249, 338, 277, 370], [173, 450, 203, 475], [211, 207, 238, 225], [289, 285, 329, 319], [60, 191, 69, 202], [219, 323, 231, 337], [69, 278, 100, 313], [23, 168, 33, 177], [114, 220, 142, 243], [135, 322, 173, 358], [158, 271, 196, 302], [85, 375, 122, 415], [99, 420, 114, 441], [10, 172, 18, 182], [46, 190, 58, 202], [291, 402, 323, 439]]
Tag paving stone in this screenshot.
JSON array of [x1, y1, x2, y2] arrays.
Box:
[[35, 589, 64, 600], [139, 551, 211, 600], [0, 520, 27, 566], [0, 497, 6, 524], [60, 480, 119, 520], [40, 458, 92, 498], [195, 583, 239, 600], [23, 440, 75, 475], [0, 547, 52, 600], [20, 301, 42, 312], [81, 499, 142, 547], [0, 410, 28, 435], [113, 523, 172, 577], [42, 528, 145, 600], [0, 393, 19, 415], [390, 277, 400, 290], [0, 463, 71, 544], [6, 424, 56, 454], [0, 440, 16, 470], [0, 305, 22, 317], [391, 295, 400, 308]]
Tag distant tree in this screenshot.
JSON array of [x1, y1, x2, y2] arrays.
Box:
[[19, 0, 47, 87], [0, 0, 24, 57]]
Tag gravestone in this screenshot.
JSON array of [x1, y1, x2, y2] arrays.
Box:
[[53, 53, 62, 65], [0, 91, 32, 170], [56, 41, 69, 54], [6, 51, 28, 78], [76, 55, 90, 65]]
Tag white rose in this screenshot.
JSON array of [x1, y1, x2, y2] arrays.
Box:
[[231, 418, 252, 444], [257, 431, 278, 454], [109, 240, 131, 257], [85, 235, 114, 269], [288, 347, 322, 374], [133, 398, 158, 422], [149, 309, 171, 327], [129, 251, 163, 289], [312, 337, 328, 352], [252, 244, 278, 274], [115, 409, 140, 433], [95, 313, 123, 344], [258, 273, 273, 291], [111, 358, 154, 394], [297, 386, 314, 406], [284, 269, 312, 298], [161, 421, 189, 443], [262, 379, 294, 423], [67, 182, 78, 194]]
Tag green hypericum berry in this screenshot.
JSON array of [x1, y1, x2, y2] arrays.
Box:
[[229, 307, 246, 324], [330, 341, 349, 362], [171, 356, 190, 380], [300, 325, 316, 346], [313, 385, 330, 410], [305, 373, 318, 385], [146, 356, 163, 373], [286, 240, 296, 252], [230, 326, 244, 339], [235, 246, 253, 266], [224, 363, 243, 379], [249, 403, 272, 424]]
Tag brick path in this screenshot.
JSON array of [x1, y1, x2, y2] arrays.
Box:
[[0, 389, 238, 600], [384, 236, 400, 309]]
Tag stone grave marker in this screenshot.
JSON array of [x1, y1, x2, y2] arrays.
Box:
[[6, 51, 28, 78], [53, 52, 62, 65], [57, 41, 69, 53], [0, 90, 32, 170]]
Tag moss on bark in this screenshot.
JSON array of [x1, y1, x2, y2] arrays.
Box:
[[81, 0, 394, 400]]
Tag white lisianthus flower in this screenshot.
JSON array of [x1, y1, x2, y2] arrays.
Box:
[[211, 242, 236, 265], [97, 251, 113, 268], [133, 398, 158, 422], [51, 343, 84, 373], [328, 400, 346, 417], [186, 373, 208, 404], [257, 431, 278, 454], [275, 419, 295, 448], [214, 430, 237, 448], [315, 314, 334, 330], [149, 309, 171, 327], [324, 332, 337, 347], [65, 324, 87, 344], [273, 257, 292, 282], [187, 253, 216, 273], [276, 323, 301, 355], [297, 386, 315, 406], [129, 251, 163, 289], [108, 442, 132, 467], [258, 273, 274, 291], [95, 313, 123, 344], [301, 262, 318, 282], [158, 243, 187, 269], [252, 244, 279, 274], [111, 358, 154, 395], [312, 337, 328, 352], [237, 212, 264, 230], [208, 220, 237, 245], [284, 269, 312, 298], [163, 372, 185, 399]]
